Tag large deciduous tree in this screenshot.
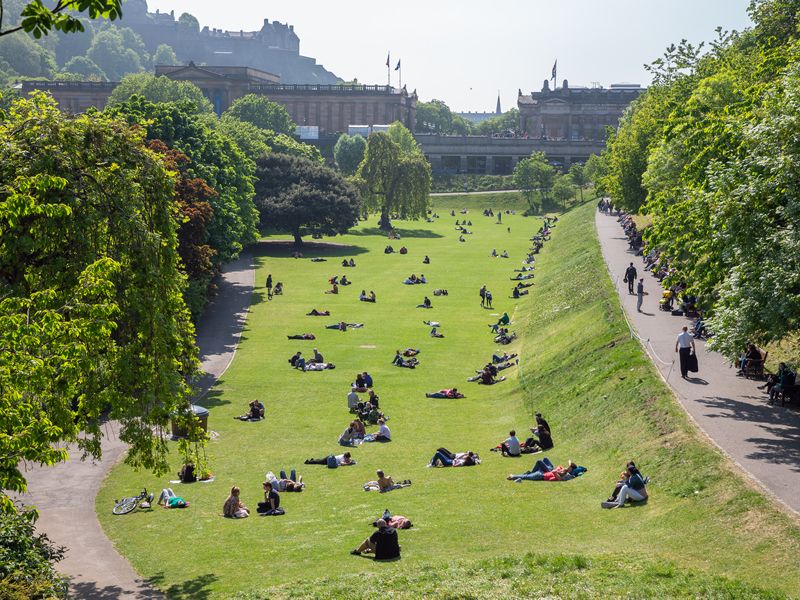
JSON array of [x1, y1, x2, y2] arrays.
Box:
[[333, 133, 367, 175], [356, 131, 431, 230], [254, 153, 361, 247], [224, 94, 296, 136], [0, 93, 200, 510], [108, 73, 213, 114], [513, 151, 555, 212]]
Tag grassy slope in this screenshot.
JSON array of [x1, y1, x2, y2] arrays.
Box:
[[97, 201, 800, 599]]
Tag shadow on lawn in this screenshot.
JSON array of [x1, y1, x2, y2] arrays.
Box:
[[146, 572, 218, 600], [252, 240, 369, 258], [69, 581, 163, 600], [349, 226, 443, 239]]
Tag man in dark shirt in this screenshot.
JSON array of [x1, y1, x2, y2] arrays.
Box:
[[351, 519, 400, 559], [257, 482, 281, 514], [624, 262, 637, 295]]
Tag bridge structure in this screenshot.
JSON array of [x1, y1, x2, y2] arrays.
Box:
[[414, 134, 605, 174]]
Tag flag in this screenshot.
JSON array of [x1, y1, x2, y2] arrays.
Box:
[[395, 59, 401, 71], [386, 53, 390, 68], [551, 60, 557, 80]]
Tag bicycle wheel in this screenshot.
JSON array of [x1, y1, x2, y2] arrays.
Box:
[[112, 498, 138, 515]]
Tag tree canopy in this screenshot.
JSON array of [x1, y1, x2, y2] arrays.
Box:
[[0, 93, 200, 510], [254, 153, 361, 246], [356, 131, 431, 230], [108, 73, 213, 114], [513, 151, 556, 212], [0, 0, 122, 39], [223, 94, 296, 137], [333, 133, 367, 175]]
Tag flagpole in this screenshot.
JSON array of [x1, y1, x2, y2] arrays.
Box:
[[399, 62, 402, 90], [387, 52, 391, 88]]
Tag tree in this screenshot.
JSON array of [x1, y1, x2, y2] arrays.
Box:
[[552, 173, 577, 209], [254, 153, 361, 246], [86, 27, 145, 81], [0, 31, 56, 77], [62, 54, 104, 79], [387, 120, 422, 155], [217, 114, 322, 163], [107, 97, 259, 262], [0, 0, 122, 39], [108, 73, 213, 114], [153, 43, 178, 66], [584, 153, 608, 196], [356, 132, 431, 230], [415, 98, 473, 135], [568, 162, 588, 201], [333, 133, 367, 175], [474, 109, 520, 135], [177, 12, 200, 35], [0, 93, 201, 510], [223, 93, 295, 136], [513, 151, 555, 212]]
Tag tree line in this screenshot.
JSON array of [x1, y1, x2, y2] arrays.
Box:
[[597, 0, 800, 360]]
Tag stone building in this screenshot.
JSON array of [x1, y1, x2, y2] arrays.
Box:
[[518, 80, 644, 141], [119, 0, 339, 84]]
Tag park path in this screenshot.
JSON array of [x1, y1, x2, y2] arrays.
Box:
[[13, 252, 255, 599], [595, 210, 800, 515]]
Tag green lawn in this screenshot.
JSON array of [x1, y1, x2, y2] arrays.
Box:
[[97, 201, 800, 599]]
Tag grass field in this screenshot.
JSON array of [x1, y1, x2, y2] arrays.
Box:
[[97, 200, 800, 599]]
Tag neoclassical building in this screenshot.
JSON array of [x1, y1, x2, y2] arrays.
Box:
[[518, 80, 644, 141]]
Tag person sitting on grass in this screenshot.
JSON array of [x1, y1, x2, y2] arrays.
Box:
[[513, 287, 529, 299], [416, 296, 432, 309], [364, 470, 412, 492], [423, 255, 430, 264], [500, 430, 521, 457], [223, 486, 249, 518], [403, 274, 418, 284], [310, 348, 324, 364], [366, 419, 391, 442], [305, 452, 356, 466], [500, 250, 509, 258], [287, 333, 316, 340], [495, 329, 516, 345], [178, 463, 197, 483], [492, 351, 517, 364], [235, 399, 265, 421], [430, 327, 444, 338], [339, 422, 359, 446], [351, 519, 401, 559], [497, 313, 511, 326], [429, 448, 479, 467], [306, 308, 330, 316], [272, 282, 283, 295], [352, 418, 366, 439], [522, 415, 553, 453], [342, 259, 349, 267], [289, 351, 305, 370], [459, 235, 466, 242], [392, 351, 419, 368], [601, 462, 647, 508], [353, 373, 368, 392], [433, 289, 448, 296], [359, 290, 368, 302], [399, 246, 408, 254], [266, 470, 304, 492], [384, 245, 394, 254], [348, 388, 361, 413], [325, 283, 339, 294], [340, 275, 351, 286], [426, 388, 465, 399], [257, 481, 284, 515]]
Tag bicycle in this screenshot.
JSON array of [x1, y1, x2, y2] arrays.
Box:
[[112, 488, 154, 515]]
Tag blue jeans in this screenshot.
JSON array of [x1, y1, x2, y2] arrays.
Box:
[[431, 451, 453, 466], [511, 471, 544, 481], [531, 457, 554, 473], [279, 469, 296, 482]]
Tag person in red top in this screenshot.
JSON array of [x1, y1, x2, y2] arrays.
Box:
[[425, 388, 465, 399]]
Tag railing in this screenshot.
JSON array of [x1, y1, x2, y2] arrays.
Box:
[[249, 83, 400, 95], [21, 80, 116, 90]]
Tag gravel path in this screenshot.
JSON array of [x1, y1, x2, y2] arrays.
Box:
[[14, 252, 255, 599], [596, 210, 800, 515]]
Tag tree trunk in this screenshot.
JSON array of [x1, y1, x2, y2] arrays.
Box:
[[293, 230, 303, 248], [378, 207, 393, 231]]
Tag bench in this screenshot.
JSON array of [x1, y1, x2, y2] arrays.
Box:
[[743, 351, 768, 380], [778, 384, 800, 407]]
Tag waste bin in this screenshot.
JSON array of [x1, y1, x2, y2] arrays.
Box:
[[171, 404, 209, 438]]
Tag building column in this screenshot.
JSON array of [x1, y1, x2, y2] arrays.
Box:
[[459, 156, 468, 174], [486, 155, 494, 175]]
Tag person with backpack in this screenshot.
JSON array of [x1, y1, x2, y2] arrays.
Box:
[[351, 519, 401, 559], [304, 452, 355, 467], [623, 262, 637, 295]]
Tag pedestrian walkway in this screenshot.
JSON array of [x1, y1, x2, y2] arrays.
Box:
[[14, 252, 255, 599], [596, 210, 800, 515]]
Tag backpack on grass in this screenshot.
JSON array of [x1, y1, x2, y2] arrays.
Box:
[[326, 455, 339, 469]]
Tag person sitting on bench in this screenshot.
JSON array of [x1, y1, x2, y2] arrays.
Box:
[[737, 344, 763, 374], [416, 296, 432, 308], [425, 388, 465, 399], [351, 519, 401, 559], [235, 399, 265, 421], [306, 308, 330, 316], [287, 333, 315, 340]]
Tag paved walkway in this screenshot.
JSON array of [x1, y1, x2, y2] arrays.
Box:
[[596, 211, 800, 515], [14, 252, 255, 599]]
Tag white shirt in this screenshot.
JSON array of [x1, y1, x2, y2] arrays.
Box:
[[676, 331, 693, 349], [505, 436, 521, 455], [347, 390, 360, 409], [378, 424, 391, 439]]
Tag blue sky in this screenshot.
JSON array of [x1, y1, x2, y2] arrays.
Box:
[[145, 0, 753, 111]]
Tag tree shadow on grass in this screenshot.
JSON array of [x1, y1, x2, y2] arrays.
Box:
[[146, 572, 218, 600], [252, 240, 370, 258], [349, 227, 443, 239], [196, 388, 229, 410]]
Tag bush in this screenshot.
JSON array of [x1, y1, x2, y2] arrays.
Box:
[[0, 506, 67, 600]]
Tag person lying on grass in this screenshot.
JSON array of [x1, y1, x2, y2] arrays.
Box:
[[494, 329, 517, 345], [429, 448, 479, 467], [506, 458, 585, 482], [363, 470, 412, 492], [257, 481, 285, 515], [425, 388, 465, 399], [326, 321, 365, 331], [467, 366, 505, 384], [392, 351, 419, 369], [266, 469, 304, 492], [287, 333, 316, 340], [416, 296, 432, 309], [325, 283, 339, 294], [601, 462, 648, 508], [234, 399, 265, 421], [306, 308, 330, 316], [351, 519, 401, 559], [303, 362, 336, 371], [492, 352, 518, 364], [430, 327, 444, 338], [511, 273, 534, 281], [223, 486, 249, 518], [433, 288, 448, 296], [516, 282, 534, 290], [423, 320, 441, 327], [513, 287, 529, 299], [157, 488, 188, 508], [305, 452, 356, 466]]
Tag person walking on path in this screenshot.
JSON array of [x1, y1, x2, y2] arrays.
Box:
[[624, 262, 637, 295], [636, 278, 646, 312], [675, 325, 696, 379], [266, 273, 273, 300]]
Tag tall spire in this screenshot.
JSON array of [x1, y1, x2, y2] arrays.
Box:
[[496, 91, 501, 114]]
